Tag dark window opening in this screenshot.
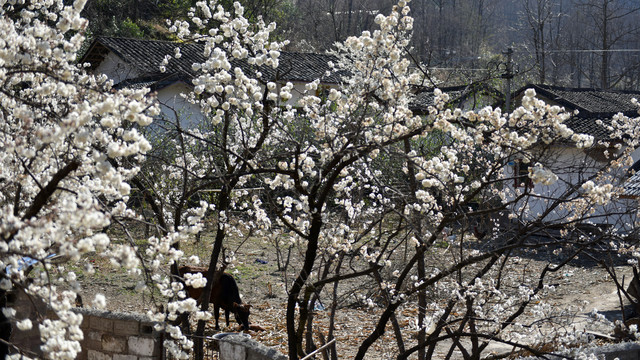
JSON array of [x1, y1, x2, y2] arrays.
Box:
[[515, 160, 533, 188]]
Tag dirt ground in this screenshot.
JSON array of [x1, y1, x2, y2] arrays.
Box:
[[71, 229, 637, 359]]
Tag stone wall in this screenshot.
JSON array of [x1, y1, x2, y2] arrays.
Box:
[[7, 289, 162, 360], [7, 290, 285, 360], [75, 308, 163, 360]]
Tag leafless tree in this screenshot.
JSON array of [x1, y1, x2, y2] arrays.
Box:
[[521, 0, 564, 83], [574, 0, 640, 89]]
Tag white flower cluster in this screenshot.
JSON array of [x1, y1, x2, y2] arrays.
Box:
[[528, 163, 558, 186], [183, 272, 207, 288], [581, 181, 615, 205]]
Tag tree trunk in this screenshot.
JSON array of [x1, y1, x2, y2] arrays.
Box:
[[403, 138, 425, 359], [600, 0, 609, 89], [193, 187, 231, 360], [287, 213, 322, 359]]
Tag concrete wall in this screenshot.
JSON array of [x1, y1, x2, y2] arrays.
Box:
[[216, 334, 287, 360], [155, 82, 206, 129], [506, 144, 640, 229], [94, 52, 142, 84]]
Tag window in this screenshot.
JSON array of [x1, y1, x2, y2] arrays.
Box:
[[514, 160, 533, 188]]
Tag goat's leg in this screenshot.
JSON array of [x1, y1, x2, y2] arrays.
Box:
[[225, 309, 230, 327], [214, 304, 221, 330]]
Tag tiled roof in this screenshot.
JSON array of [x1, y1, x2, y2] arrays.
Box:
[[527, 84, 640, 115], [515, 84, 640, 140], [409, 84, 503, 113], [113, 74, 186, 91], [623, 171, 640, 197], [94, 36, 203, 79], [275, 52, 342, 84], [410, 87, 465, 111], [82, 36, 342, 87], [564, 116, 612, 141], [623, 160, 640, 197]]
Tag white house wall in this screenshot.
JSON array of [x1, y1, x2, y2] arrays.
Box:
[[278, 81, 338, 106], [631, 146, 640, 164], [149, 80, 336, 133], [288, 82, 314, 105], [155, 82, 206, 130], [508, 145, 639, 230], [456, 93, 499, 112], [93, 52, 141, 84]]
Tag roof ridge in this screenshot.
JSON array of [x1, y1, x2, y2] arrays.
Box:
[[95, 36, 335, 55], [280, 50, 333, 55], [530, 83, 640, 94], [96, 36, 179, 44], [83, 36, 343, 86]]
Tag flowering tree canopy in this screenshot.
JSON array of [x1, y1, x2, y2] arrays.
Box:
[[0, 0, 163, 357]]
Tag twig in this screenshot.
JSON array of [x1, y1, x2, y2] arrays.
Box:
[[618, 274, 627, 324], [300, 339, 336, 360]]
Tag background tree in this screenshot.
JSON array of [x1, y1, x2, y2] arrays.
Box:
[[285, 0, 395, 51], [574, 0, 640, 89], [521, 0, 562, 84]]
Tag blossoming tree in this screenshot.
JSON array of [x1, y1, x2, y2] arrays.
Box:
[[0, 0, 212, 358], [211, 3, 640, 360], [256, 6, 637, 360]]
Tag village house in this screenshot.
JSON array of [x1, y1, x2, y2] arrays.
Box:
[[81, 36, 342, 128], [410, 83, 504, 113], [509, 84, 640, 230]]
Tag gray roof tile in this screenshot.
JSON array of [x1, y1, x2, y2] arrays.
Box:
[[624, 171, 640, 197], [410, 84, 503, 113], [529, 84, 640, 115], [564, 116, 612, 140], [82, 36, 342, 86], [515, 84, 640, 140]]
